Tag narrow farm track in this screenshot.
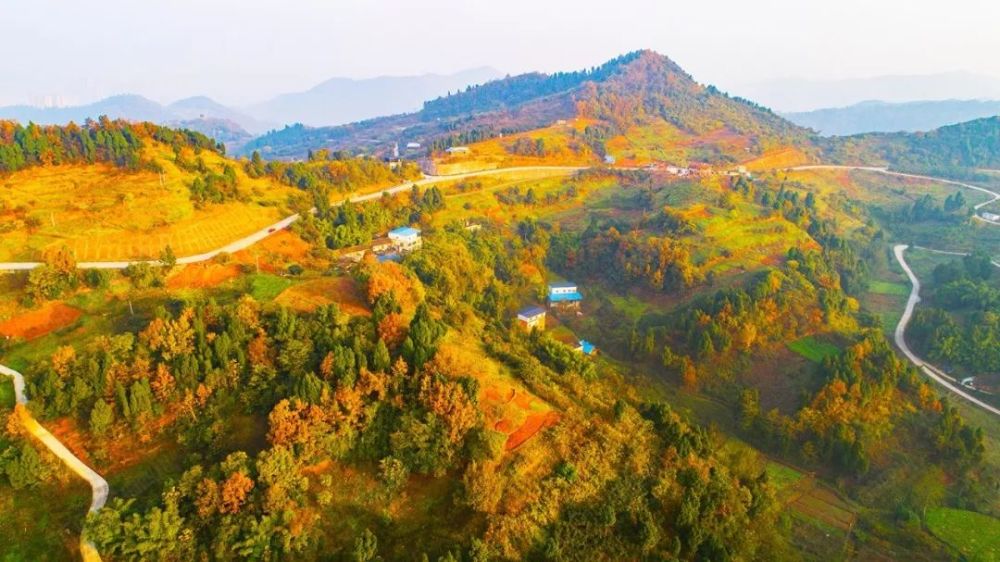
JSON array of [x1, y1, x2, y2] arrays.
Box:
[[0, 363, 107, 561], [0, 165, 584, 271]]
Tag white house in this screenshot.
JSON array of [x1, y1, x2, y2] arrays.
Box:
[[981, 211, 1000, 222], [406, 142, 422, 149], [388, 226, 422, 252], [548, 281, 582, 308], [445, 146, 471, 155]]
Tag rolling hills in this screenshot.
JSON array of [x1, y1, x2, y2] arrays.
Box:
[[241, 50, 816, 164]]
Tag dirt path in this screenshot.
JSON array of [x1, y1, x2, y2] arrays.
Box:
[[0, 363, 107, 561]]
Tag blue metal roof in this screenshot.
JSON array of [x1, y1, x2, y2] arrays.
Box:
[[578, 340, 596, 354], [518, 306, 546, 318], [389, 226, 420, 237], [548, 291, 582, 302]]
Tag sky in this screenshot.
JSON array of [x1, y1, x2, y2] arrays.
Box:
[[3, 0, 1000, 108]]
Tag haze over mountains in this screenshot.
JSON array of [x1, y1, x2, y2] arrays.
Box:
[[783, 99, 1000, 136], [0, 68, 503, 149], [736, 71, 1000, 113], [247, 67, 502, 127]]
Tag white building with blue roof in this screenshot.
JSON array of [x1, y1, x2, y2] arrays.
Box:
[[547, 281, 582, 308], [388, 226, 422, 253]]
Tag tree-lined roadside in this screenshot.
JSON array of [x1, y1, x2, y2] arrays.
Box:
[[0, 363, 108, 562]]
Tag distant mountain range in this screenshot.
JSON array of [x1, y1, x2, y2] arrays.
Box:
[[736, 71, 1000, 113], [0, 68, 504, 149], [247, 67, 502, 127], [783, 99, 1000, 136]]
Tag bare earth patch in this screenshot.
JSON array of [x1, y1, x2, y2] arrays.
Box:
[[0, 301, 82, 340]]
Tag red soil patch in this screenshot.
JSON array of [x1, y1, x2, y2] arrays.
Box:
[[166, 262, 241, 289], [506, 411, 560, 451], [257, 230, 311, 261], [46, 417, 94, 466], [0, 302, 81, 340]]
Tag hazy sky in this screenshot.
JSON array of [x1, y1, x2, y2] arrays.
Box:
[[3, 0, 999, 107]]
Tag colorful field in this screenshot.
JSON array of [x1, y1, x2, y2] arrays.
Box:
[[432, 121, 597, 175], [274, 276, 370, 316], [246, 273, 294, 301], [0, 301, 82, 341], [925, 507, 1000, 562], [787, 336, 841, 363], [0, 143, 296, 262], [166, 262, 243, 289]]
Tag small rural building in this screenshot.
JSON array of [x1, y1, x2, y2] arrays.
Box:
[[604, 154, 616, 165], [406, 142, 422, 149], [517, 306, 546, 330], [548, 281, 582, 308], [575, 340, 597, 355], [445, 146, 471, 155], [339, 244, 370, 263], [371, 236, 393, 254], [981, 211, 1000, 222], [388, 226, 422, 252]]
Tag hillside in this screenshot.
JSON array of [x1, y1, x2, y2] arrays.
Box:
[[0, 121, 418, 263], [785, 99, 1000, 136], [823, 115, 1000, 173], [241, 51, 816, 164]]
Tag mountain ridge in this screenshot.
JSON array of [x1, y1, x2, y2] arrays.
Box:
[[784, 99, 1000, 135], [241, 50, 814, 161]]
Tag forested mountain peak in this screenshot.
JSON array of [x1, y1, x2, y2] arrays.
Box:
[[241, 50, 810, 159]]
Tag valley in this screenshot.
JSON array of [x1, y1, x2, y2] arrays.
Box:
[[1, 49, 999, 562]]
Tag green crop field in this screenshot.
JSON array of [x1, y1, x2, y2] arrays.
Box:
[[925, 507, 1000, 562], [247, 273, 294, 301], [787, 336, 841, 363], [766, 461, 805, 493], [0, 378, 14, 409], [868, 280, 910, 296]]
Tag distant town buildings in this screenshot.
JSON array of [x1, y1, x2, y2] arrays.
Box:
[[517, 306, 546, 331]]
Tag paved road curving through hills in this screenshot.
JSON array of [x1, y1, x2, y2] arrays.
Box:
[[795, 165, 1000, 414], [0, 165, 586, 272], [892, 245, 1000, 417], [0, 363, 108, 561]]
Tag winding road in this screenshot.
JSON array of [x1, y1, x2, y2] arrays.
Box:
[[892, 246, 1000, 417], [0, 166, 585, 272], [0, 162, 997, 559], [0, 364, 108, 561], [794, 165, 1000, 415]]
